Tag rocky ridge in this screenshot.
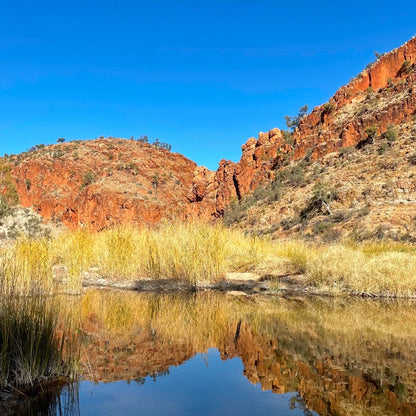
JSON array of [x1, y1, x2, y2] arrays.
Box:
[[1, 36, 416, 233], [189, 36, 416, 219]]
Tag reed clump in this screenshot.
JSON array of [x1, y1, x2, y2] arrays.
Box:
[[52, 221, 271, 284], [240, 238, 416, 296], [0, 240, 79, 390], [298, 243, 416, 296]]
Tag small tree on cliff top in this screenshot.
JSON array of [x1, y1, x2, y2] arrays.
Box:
[[284, 105, 309, 132]]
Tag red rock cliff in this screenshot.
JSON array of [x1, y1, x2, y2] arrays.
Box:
[[189, 36, 416, 218]]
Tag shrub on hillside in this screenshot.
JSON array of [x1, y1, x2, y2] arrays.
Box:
[[382, 124, 398, 143], [301, 180, 338, 219], [82, 171, 96, 188]]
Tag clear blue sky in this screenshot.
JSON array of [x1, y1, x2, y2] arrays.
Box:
[[1, 1, 415, 170]]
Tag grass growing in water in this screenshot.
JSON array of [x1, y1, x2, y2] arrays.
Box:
[[0, 241, 79, 390]]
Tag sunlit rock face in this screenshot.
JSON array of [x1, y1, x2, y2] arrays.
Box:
[[6, 37, 416, 227], [10, 138, 197, 230], [190, 36, 416, 218], [293, 36, 416, 160]]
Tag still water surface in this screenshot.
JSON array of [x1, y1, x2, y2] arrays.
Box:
[[77, 348, 314, 415], [28, 290, 416, 415]]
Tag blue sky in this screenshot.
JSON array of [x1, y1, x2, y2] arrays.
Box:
[[0, 1, 415, 170]]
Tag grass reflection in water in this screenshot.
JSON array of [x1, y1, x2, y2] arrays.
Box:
[[77, 290, 416, 416], [2, 279, 416, 415]]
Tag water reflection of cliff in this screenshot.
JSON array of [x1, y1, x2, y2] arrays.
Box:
[[79, 290, 416, 416]]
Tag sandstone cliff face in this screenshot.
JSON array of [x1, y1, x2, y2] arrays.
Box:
[[10, 139, 197, 230], [294, 36, 416, 160], [189, 36, 416, 218], [187, 128, 292, 218], [228, 123, 416, 241]]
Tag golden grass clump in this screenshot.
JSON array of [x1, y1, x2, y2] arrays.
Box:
[[96, 225, 140, 279], [271, 240, 314, 275], [0, 239, 79, 389], [347, 239, 416, 255], [52, 230, 95, 287], [304, 245, 416, 295], [1, 237, 53, 296], [52, 221, 271, 284]]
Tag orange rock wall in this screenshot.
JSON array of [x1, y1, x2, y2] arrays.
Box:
[[189, 36, 416, 218]]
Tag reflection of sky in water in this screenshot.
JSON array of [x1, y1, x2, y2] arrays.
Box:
[[78, 348, 316, 416]]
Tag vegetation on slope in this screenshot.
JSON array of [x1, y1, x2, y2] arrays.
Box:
[[6, 137, 197, 230], [0, 159, 19, 218], [224, 120, 416, 243]]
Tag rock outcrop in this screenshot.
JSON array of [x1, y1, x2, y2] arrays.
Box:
[[293, 36, 416, 159], [10, 139, 197, 230], [189, 36, 416, 218], [188, 128, 292, 217]]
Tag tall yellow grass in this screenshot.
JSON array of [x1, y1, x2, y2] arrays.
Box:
[[305, 246, 416, 295], [1, 238, 53, 296], [1, 221, 416, 295], [271, 240, 416, 296], [51, 221, 272, 285]]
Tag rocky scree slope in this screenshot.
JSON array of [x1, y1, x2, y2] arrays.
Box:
[[223, 120, 416, 242]]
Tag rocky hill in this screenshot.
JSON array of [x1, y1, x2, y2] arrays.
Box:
[[222, 122, 416, 242], [189, 35, 416, 241], [3, 139, 196, 230], [1, 36, 416, 238]]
